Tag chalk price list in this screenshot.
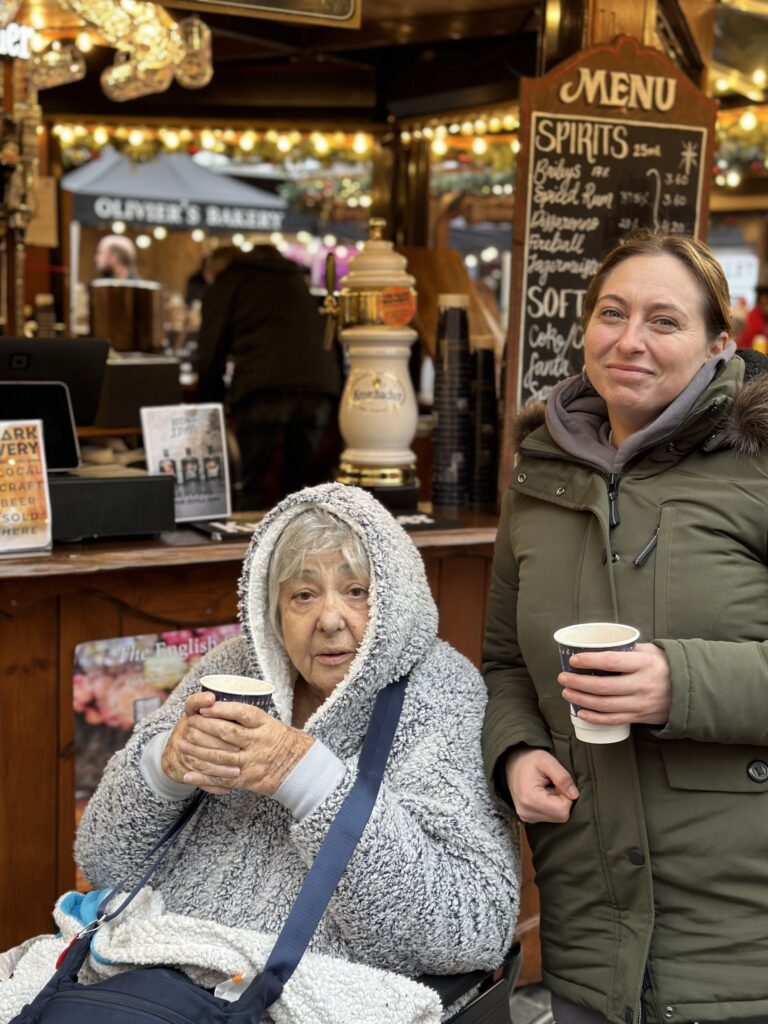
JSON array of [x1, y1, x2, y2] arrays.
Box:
[[518, 112, 706, 403]]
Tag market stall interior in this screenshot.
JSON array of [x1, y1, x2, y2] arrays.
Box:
[[1, 0, 768, 996]]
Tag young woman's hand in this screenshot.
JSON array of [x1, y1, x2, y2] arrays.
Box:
[[558, 642, 672, 726], [505, 747, 579, 824]]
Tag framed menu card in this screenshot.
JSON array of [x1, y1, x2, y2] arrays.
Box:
[[141, 403, 231, 523]]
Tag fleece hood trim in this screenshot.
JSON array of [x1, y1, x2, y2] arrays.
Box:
[[236, 483, 438, 741]]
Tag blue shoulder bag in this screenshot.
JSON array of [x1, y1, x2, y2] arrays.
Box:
[[11, 674, 407, 1024]]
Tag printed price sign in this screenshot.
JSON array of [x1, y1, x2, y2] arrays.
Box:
[[0, 419, 52, 556]]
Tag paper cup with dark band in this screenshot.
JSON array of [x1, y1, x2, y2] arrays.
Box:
[[201, 674, 274, 710], [553, 623, 639, 744]]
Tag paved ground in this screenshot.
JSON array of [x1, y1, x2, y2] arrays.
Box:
[[509, 984, 554, 1024]]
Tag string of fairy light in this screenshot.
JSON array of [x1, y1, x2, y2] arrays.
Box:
[[49, 102, 768, 189], [51, 124, 374, 160]]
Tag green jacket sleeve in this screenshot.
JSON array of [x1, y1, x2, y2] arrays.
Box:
[[655, 637, 768, 745], [482, 489, 554, 800]]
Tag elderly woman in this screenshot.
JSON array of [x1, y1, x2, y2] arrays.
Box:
[[73, 483, 519, 999], [482, 232, 768, 1024]]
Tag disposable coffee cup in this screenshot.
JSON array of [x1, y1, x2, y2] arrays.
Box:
[[553, 623, 639, 744], [201, 674, 274, 710]]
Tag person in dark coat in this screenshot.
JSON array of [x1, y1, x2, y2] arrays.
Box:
[[196, 245, 342, 510]]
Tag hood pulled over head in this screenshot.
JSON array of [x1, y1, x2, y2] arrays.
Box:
[[237, 483, 438, 733]]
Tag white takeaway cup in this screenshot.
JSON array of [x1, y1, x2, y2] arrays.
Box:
[[553, 623, 639, 744]]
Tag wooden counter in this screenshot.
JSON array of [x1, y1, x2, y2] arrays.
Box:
[[0, 510, 539, 982]]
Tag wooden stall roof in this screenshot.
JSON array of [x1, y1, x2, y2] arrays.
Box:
[[28, 0, 540, 126]]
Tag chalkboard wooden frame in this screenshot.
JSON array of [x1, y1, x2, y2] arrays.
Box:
[[501, 35, 717, 481]]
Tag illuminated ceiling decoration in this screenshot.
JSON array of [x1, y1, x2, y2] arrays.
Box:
[[61, 1, 213, 101], [28, 40, 86, 90], [0, 0, 20, 27]]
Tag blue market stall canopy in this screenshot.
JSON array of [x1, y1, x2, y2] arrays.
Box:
[[61, 147, 287, 232]]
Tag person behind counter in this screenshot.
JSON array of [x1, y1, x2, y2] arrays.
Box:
[[60, 484, 519, 1012], [94, 234, 140, 280], [196, 245, 342, 511], [482, 231, 768, 1024], [737, 283, 768, 350]]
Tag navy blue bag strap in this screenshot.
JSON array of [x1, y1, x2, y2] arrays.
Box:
[[45, 675, 406, 1022], [229, 673, 408, 1021], [97, 790, 206, 924]]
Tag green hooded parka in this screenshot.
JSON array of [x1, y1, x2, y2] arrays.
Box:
[[483, 351, 768, 1024]]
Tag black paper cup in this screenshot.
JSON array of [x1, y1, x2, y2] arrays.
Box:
[[201, 674, 274, 710], [553, 622, 639, 744]]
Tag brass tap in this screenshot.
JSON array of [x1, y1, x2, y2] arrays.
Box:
[[320, 251, 339, 350]]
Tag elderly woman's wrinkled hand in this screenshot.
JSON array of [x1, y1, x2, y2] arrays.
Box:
[[161, 691, 240, 795], [166, 695, 315, 797]]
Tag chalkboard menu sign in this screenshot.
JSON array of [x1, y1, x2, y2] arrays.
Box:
[[166, 0, 360, 29], [506, 36, 717, 413]]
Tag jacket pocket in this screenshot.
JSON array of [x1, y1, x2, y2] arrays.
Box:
[[660, 738, 768, 793], [550, 728, 575, 778]]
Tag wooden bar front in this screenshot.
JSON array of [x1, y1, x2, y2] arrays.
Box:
[[0, 513, 538, 983]]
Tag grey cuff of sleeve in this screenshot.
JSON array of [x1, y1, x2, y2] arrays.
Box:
[[140, 730, 197, 802], [272, 740, 346, 821]]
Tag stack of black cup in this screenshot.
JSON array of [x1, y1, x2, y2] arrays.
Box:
[[431, 294, 472, 507], [470, 334, 499, 505]]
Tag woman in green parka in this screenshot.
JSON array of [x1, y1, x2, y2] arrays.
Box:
[[482, 232, 768, 1024]]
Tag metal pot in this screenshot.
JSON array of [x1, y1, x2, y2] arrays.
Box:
[[90, 279, 164, 353]]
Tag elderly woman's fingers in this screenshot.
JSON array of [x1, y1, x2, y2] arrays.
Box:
[[178, 748, 240, 779], [177, 737, 240, 768], [182, 770, 237, 792], [183, 722, 240, 752], [183, 691, 216, 717], [199, 701, 269, 728]]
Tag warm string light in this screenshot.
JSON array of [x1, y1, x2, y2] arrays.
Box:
[[51, 123, 375, 163], [399, 109, 520, 146], [404, 102, 768, 193], [714, 103, 768, 186]]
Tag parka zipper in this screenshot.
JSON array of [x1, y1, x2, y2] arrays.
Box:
[[517, 448, 624, 529], [607, 473, 620, 527], [632, 528, 659, 567]]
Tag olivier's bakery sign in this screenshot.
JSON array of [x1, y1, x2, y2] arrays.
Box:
[[73, 193, 285, 232], [505, 35, 717, 417]]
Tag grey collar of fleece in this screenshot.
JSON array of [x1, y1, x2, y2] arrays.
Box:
[[545, 341, 736, 473], [237, 483, 438, 730]]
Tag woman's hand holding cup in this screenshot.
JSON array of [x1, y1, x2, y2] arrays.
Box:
[[556, 633, 672, 734], [162, 676, 313, 797], [185, 699, 314, 796], [162, 690, 241, 795]]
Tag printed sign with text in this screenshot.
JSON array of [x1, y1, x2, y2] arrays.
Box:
[[0, 418, 52, 556], [141, 403, 231, 522]]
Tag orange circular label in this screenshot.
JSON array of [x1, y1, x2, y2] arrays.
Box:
[[380, 285, 416, 327]]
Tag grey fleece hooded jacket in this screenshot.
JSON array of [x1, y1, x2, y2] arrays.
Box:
[[75, 483, 520, 978]]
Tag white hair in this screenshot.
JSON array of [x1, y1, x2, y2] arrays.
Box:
[[268, 507, 370, 638]]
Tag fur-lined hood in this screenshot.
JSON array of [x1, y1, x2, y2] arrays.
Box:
[[513, 349, 768, 458], [237, 483, 438, 736]]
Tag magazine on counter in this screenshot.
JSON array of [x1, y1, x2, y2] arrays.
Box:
[[140, 403, 230, 522], [72, 624, 241, 889]]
